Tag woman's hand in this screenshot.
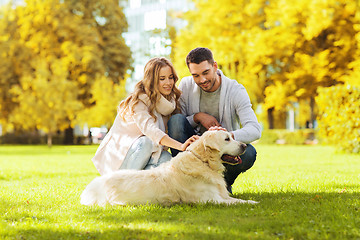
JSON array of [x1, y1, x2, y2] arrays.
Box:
[[180, 135, 200, 151], [160, 135, 199, 152]]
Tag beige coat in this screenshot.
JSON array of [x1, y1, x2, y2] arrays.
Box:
[[92, 96, 174, 175]]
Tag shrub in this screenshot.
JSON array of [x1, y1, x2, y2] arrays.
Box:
[[258, 130, 279, 144], [0, 131, 64, 145], [316, 85, 360, 153], [258, 129, 317, 145], [283, 131, 307, 145]]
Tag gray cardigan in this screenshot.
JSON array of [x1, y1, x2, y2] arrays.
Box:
[[179, 70, 261, 143]]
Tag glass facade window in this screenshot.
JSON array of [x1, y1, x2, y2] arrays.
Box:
[[129, 0, 141, 8], [144, 10, 166, 31], [141, 0, 160, 6], [128, 15, 144, 32], [123, 0, 192, 87]]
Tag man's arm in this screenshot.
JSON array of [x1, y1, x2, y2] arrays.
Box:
[[179, 78, 200, 128], [230, 86, 262, 143]]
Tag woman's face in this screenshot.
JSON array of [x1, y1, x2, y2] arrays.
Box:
[[158, 65, 175, 96]]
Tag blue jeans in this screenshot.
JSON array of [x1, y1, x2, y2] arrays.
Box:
[[168, 114, 257, 187], [120, 136, 172, 170]]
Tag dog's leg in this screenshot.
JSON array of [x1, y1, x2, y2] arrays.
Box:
[[215, 182, 259, 205], [225, 197, 258, 205]]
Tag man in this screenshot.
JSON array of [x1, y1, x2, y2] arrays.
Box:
[[168, 47, 261, 194]]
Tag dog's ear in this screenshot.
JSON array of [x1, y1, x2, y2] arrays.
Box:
[[203, 134, 220, 152]]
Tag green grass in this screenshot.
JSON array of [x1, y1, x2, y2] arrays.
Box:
[[0, 144, 359, 240]]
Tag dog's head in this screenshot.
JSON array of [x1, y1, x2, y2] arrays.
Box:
[[187, 130, 246, 171]]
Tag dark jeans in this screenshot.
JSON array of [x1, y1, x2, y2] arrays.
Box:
[[168, 114, 257, 187]]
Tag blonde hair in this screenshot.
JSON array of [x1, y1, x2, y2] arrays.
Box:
[[118, 57, 181, 120]]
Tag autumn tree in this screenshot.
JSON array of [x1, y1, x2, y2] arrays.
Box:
[[315, 2, 360, 153], [173, 0, 360, 129], [263, 0, 359, 128], [172, 0, 269, 113], [0, 0, 131, 146]]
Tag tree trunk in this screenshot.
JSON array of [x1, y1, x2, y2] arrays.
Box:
[[309, 96, 315, 128], [267, 107, 274, 129], [47, 132, 52, 148], [64, 127, 74, 145]]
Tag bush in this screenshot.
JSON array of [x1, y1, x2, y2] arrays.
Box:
[[316, 85, 360, 153], [258, 130, 279, 144], [0, 131, 64, 145], [258, 129, 317, 145], [283, 131, 307, 145], [0, 132, 45, 144]]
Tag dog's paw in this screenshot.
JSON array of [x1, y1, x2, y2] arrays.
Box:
[[246, 200, 259, 204]]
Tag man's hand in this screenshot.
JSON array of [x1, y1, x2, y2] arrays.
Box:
[[208, 126, 235, 139], [194, 112, 221, 129], [208, 126, 227, 132]]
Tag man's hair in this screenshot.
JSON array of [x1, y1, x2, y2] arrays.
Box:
[[186, 47, 214, 67]]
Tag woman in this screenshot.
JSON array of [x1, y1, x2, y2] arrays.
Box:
[[92, 57, 198, 175]]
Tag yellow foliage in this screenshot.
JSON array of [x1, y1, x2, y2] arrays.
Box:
[[316, 85, 360, 153], [173, 0, 360, 129], [76, 75, 127, 128], [344, 59, 360, 87], [0, 0, 131, 136]]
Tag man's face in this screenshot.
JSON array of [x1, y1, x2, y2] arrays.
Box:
[[188, 60, 219, 92]]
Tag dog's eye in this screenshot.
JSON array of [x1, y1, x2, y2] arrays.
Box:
[[225, 137, 230, 141]]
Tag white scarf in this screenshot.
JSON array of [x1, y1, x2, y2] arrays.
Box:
[[138, 94, 176, 116]]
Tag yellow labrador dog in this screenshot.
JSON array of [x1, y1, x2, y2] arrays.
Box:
[[80, 130, 258, 206]]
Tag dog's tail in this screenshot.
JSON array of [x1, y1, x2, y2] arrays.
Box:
[[80, 176, 108, 206]]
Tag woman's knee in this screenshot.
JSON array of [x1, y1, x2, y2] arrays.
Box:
[[121, 136, 153, 170], [136, 136, 153, 152], [144, 150, 172, 169], [158, 150, 172, 164]]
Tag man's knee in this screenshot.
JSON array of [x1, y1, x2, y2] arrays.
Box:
[[168, 114, 192, 157], [223, 144, 257, 186], [240, 144, 257, 170], [168, 114, 187, 129], [168, 114, 188, 139]]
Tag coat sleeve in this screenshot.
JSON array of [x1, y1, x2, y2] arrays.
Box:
[[230, 85, 262, 143], [132, 102, 167, 145], [179, 78, 198, 127]]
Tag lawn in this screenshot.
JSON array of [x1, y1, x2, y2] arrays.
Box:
[[0, 144, 359, 239]]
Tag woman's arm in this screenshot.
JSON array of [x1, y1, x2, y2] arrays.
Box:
[[133, 101, 199, 151], [160, 135, 199, 151]]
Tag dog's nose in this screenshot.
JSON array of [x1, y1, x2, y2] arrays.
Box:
[[240, 143, 247, 149]]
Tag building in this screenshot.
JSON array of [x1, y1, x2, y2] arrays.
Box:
[[122, 0, 192, 90]]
